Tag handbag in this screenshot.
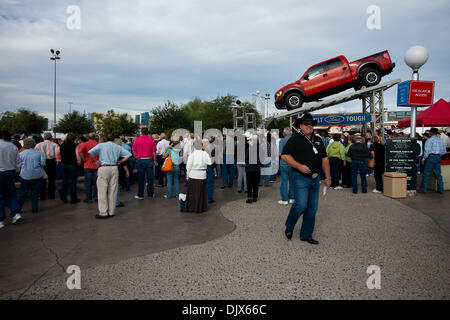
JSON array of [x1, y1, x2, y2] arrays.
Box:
[[161, 149, 173, 172], [367, 152, 375, 168]]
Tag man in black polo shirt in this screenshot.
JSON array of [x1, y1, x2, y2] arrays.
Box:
[[281, 112, 331, 244]]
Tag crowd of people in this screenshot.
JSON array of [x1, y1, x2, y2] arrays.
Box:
[[1, 120, 448, 241]]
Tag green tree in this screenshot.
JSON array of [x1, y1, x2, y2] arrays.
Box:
[[118, 113, 139, 136], [150, 101, 189, 134], [56, 111, 94, 135], [101, 110, 123, 135], [0, 108, 46, 135]]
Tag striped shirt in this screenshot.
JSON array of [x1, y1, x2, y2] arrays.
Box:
[[423, 135, 446, 160], [35, 140, 59, 160]]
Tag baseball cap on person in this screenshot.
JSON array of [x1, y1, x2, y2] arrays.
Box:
[[294, 112, 317, 128]]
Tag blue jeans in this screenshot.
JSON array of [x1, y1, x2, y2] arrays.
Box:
[[60, 164, 78, 201], [166, 165, 180, 198], [222, 164, 235, 187], [351, 160, 367, 193], [206, 167, 214, 202], [329, 157, 343, 188], [285, 172, 321, 239], [84, 168, 98, 201], [236, 164, 247, 191], [137, 159, 154, 197], [420, 154, 444, 193], [116, 184, 122, 205], [280, 165, 294, 201], [0, 170, 20, 221], [260, 174, 270, 186], [216, 164, 221, 177], [18, 177, 42, 212]]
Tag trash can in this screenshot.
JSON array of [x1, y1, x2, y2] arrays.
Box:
[[383, 172, 407, 198]]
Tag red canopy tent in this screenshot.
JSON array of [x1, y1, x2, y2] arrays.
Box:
[[397, 99, 450, 128]]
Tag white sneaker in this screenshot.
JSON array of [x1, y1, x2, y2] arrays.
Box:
[[135, 195, 144, 200], [12, 214, 22, 224], [163, 195, 168, 199], [0, 221, 4, 229], [278, 200, 288, 205], [372, 189, 382, 193], [334, 186, 343, 190], [289, 199, 295, 204]]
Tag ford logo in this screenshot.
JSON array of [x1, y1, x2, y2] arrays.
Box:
[[324, 115, 345, 124]]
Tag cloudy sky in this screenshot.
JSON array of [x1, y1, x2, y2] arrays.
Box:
[[0, 0, 449, 124]]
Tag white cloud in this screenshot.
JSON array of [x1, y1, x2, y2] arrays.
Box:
[[0, 0, 449, 121]]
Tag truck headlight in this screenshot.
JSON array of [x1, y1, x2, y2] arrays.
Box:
[[275, 90, 283, 98]]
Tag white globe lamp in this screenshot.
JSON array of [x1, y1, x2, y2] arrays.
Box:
[[404, 45, 429, 72]]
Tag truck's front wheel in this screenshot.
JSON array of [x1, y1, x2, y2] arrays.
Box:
[[361, 68, 381, 87], [285, 92, 303, 111]]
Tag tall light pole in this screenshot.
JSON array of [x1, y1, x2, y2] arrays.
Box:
[[68, 101, 73, 113], [50, 49, 61, 132], [404, 45, 429, 138], [264, 93, 270, 119]]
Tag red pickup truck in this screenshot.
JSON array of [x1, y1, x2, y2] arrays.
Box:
[[274, 50, 395, 110]]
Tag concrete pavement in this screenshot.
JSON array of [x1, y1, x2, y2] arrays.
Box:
[[0, 177, 449, 299]]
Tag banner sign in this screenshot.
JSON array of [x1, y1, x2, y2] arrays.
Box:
[[385, 138, 420, 190], [312, 113, 371, 126], [397, 80, 435, 106]]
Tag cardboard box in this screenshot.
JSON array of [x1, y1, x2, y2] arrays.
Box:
[[384, 172, 407, 198]]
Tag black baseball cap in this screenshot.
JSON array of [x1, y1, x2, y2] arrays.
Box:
[[294, 112, 317, 127]]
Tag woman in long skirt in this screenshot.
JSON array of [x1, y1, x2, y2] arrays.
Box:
[[186, 139, 212, 213]]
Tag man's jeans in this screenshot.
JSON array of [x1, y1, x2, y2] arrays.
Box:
[[0, 170, 20, 221], [137, 159, 154, 197], [206, 167, 214, 202], [18, 177, 42, 212], [60, 164, 78, 201], [166, 165, 180, 198], [280, 165, 294, 201], [222, 163, 235, 187], [420, 154, 444, 193], [285, 172, 320, 239], [351, 159, 367, 193], [329, 157, 343, 188], [84, 168, 98, 201]]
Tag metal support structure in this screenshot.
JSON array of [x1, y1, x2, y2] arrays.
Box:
[[233, 106, 256, 132], [361, 88, 385, 140]]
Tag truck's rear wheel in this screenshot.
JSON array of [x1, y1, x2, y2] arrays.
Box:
[[285, 92, 303, 110], [361, 68, 381, 87]]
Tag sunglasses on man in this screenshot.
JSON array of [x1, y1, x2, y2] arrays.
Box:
[[301, 122, 315, 126]]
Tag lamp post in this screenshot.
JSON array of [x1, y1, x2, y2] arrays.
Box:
[[404, 45, 429, 138], [264, 93, 270, 119], [50, 49, 61, 132], [68, 101, 73, 113]]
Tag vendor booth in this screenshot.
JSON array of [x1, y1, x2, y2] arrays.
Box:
[[398, 99, 450, 191]]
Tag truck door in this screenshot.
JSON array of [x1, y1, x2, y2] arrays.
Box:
[[302, 62, 328, 96], [325, 57, 352, 89]]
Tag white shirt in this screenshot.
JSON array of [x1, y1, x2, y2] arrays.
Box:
[[156, 139, 170, 156], [440, 133, 450, 148], [183, 139, 194, 163], [186, 150, 212, 180]]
